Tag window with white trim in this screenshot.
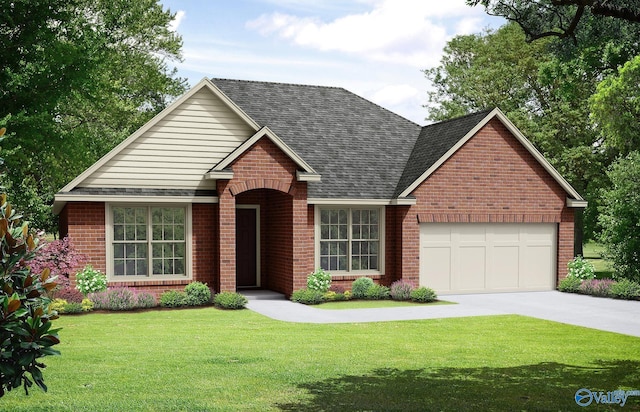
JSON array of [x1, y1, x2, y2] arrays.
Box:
[[111, 206, 188, 279], [319, 208, 381, 272]]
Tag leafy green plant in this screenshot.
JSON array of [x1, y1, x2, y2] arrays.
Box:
[[567, 256, 596, 280], [159, 290, 187, 308], [291, 289, 325, 305], [0, 192, 60, 396], [75, 265, 107, 295], [390, 280, 414, 301], [48, 298, 92, 314], [184, 281, 211, 306], [307, 268, 332, 293], [609, 279, 640, 300], [410, 287, 438, 303], [213, 292, 248, 310], [365, 284, 390, 300], [81, 298, 94, 312], [351, 277, 374, 299], [558, 276, 582, 293]]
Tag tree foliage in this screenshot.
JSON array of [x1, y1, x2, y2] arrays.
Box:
[[0, 190, 60, 397], [467, 0, 640, 42], [0, 0, 187, 233], [599, 151, 640, 282]]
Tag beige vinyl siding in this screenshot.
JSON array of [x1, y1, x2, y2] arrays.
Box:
[[80, 89, 255, 189]]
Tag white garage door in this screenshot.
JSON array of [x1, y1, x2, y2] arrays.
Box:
[[419, 223, 556, 294]]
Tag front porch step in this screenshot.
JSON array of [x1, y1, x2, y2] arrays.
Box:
[[240, 290, 286, 301]]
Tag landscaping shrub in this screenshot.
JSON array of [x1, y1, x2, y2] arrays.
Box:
[[351, 277, 374, 299], [579, 279, 616, 297], [558, 276, 582, 293], [47, 296, 92, 315], [213, 292, 248, 309], [75, 265, 107, 295], [54, 286, 84, 303], [90, 288, 137, 310], [609, 279, 640, 300], [567, 256, 596, 280], [29, 236, 85, 290], [323, 291, 337, 301], [365, 284, 390, 300], [307, 268, 331, 293], [390, 280, 414, 301], [61, 302, 84, 314], [410, 287, 438, 303], [329, 284, 346, 293], [81, 298, 94, 312], [135, 292, 157, 309], [49, 299, 68, 314], [184, 281, 212, 306], [160, 290, 187, 307], [291, 289, 325, 305]]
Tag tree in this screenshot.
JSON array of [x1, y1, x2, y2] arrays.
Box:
[[466, 0, 640, 42], [598, 151, 640, 282], [0, 0, 187, 233]]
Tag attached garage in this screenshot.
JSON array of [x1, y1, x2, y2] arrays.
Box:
[[419, 223, 556, 294]]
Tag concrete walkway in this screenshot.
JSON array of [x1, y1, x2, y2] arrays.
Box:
[[244, 290, 640, 337]]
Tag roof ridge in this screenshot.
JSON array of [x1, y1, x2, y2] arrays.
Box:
[[423, 108, 493, 129]]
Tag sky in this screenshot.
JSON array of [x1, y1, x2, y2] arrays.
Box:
[[159, 0, 505, 125]]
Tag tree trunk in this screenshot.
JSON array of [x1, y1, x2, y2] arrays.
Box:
[[574, 209, 584, 257]]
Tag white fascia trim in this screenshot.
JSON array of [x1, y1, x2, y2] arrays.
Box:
[[296, 171, 322, 182], [206, 171, 234, 180], [60, 78, 260, 193], [212, 126, 319, 175], [390, 197, 417, 205], [53, 194, 219, 215], [398, 108, 585, 202], [567, 198, 588, 208], [308, 198, 408, 206]]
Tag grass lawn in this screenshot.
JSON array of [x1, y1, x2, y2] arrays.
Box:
[[583, 241, 615, 278], [317, 299, 454, 309], [3, 309, 640, 411]]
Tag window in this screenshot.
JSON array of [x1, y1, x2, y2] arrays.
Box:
[[318, 207, 382, 272], [110, 205, 189, 279]]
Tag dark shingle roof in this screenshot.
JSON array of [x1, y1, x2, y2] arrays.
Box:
[[394, 109, 493, 197], [212, 79, 422, 199]]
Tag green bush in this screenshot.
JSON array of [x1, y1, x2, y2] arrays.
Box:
[[365, 284, 390, 300], [609, 279, 640, 300], [159, 290, 187, 307], [61, 302, 84, 314], [291, 289, 325, 305], [213, 292, 248, 309], [184, 281, 212, 306], [351, 277, 374, 299], [390, 280, 414, 301], [307, 268, 332, 293], [75, 265, 107, 295], [49, 298, 93, 314], [410, 287, 438, 303], [579, 279, 615, 297], [567, 256, 596, 280], [81, 298, 94, 312], [135, 292, 157, 309], [558, 276, 582, 293]]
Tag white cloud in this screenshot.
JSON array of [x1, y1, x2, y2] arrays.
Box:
[[169, 10, 186, 32], [246, 0, 487, 68]]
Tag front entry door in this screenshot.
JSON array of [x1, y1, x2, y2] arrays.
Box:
[[236, 207, 258, 288]]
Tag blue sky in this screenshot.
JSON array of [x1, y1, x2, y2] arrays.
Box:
[[159, 1, 504, 124]]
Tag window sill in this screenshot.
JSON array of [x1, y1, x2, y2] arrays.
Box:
[[330, 273, 384, 282], [108, 279, 192, 287]]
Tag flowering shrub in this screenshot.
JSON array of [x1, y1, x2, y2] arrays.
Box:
[[89, 288, 156, 310], [579, 279, 615, 297], [75, 265, 107, 295], [567, 256, 596, 280], [329, 284, 346, 293], [29, 236, 85, 289], [351, 277, 374, 299], [307, 268, 332, 293], [54, 286, 84, 303], [390, 280, 415, 301]]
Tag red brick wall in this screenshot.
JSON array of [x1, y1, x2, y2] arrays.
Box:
[[192, 203, 217, 288], [61, 202, 106, 284], [399, 118, 574, 285]]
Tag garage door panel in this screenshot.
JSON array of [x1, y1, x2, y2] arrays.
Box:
[[420, 223, 556, 294], [455, 246, 486, 290], [421, 247, 452, 292]]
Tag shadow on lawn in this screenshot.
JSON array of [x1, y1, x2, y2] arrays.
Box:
[[276, 360, 640, 411]]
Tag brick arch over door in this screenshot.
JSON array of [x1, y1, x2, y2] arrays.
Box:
[[228, 179, 292, 196]]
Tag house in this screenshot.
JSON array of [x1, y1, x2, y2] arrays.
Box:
[[53, 78, 587, 297]]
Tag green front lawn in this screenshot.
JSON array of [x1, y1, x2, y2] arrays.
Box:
[[583, 241, 615, 278], [4, 309, 639, 411]]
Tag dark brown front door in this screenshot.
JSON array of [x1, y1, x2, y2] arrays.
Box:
[[236, 208, 258, 288]]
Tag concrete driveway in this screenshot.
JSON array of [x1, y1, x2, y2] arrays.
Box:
[[245, 290, 640, 337]]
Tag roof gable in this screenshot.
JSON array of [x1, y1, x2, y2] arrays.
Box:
[[397, 108, 584, 201], [59, 79, 260, 193]]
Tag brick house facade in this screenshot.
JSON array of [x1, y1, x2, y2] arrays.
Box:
[[54, 78, 586, 297]]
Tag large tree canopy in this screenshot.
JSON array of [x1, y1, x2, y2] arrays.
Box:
[[0, 0, 187, 233], [467, 0, 640, 42]]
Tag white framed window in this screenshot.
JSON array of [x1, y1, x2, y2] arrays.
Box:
[[106, 204, 192, 281], [315, 206, 384, 274]]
